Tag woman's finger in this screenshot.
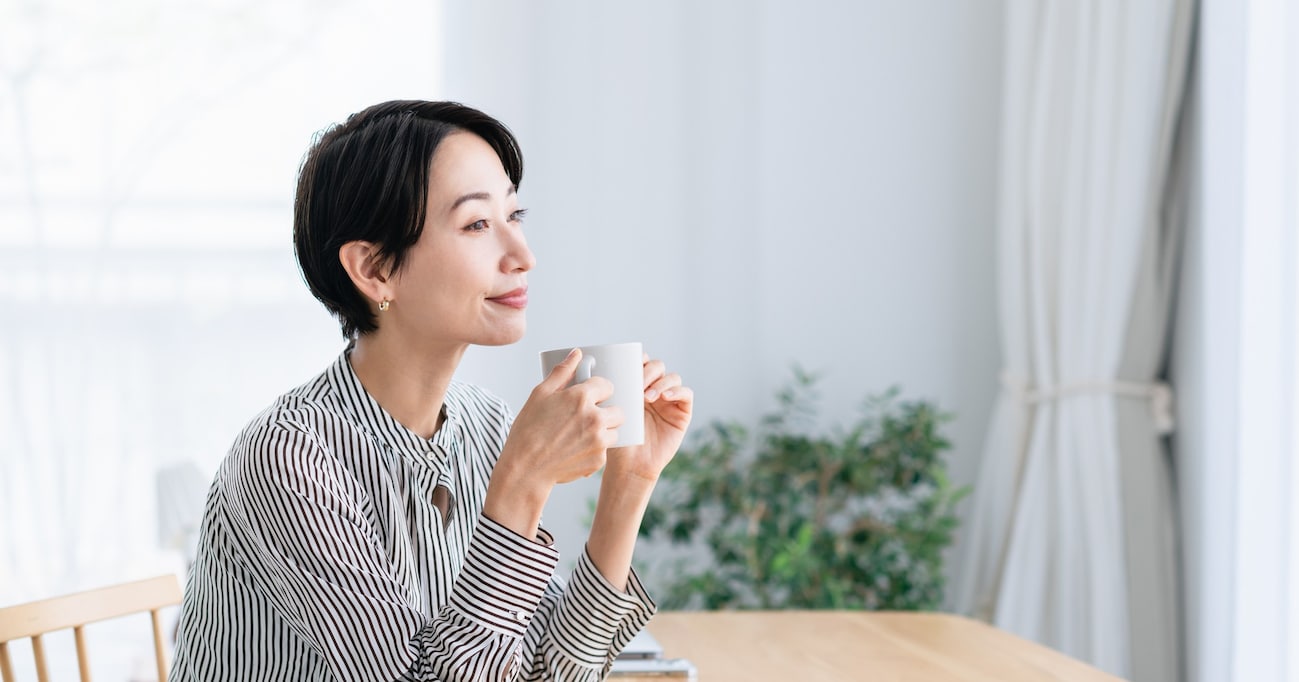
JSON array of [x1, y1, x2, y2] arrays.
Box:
[[641, 359, 666, 390], [645, 373, 682, 401], [603, 405, 626, 431], [659, 385, 694, 405]]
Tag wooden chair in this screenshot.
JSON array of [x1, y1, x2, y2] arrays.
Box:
[[0, 575, 182, 682]]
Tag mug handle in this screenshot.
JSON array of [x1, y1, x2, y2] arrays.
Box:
[[576, 355, 596, 383]]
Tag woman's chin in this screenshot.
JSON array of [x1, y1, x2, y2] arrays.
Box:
[[477, 324, 527, 347]]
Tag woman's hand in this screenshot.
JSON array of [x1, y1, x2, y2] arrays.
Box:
[[606, 353, 694, 482], [486, 349, 624, 537], [584, 352, 693, 589]]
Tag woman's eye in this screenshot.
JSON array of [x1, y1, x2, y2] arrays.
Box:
[[509, 208, 529, 223], [465, 219, 488, 232]]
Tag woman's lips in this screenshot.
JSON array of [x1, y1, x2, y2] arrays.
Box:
[[488, 287, 528, 309]]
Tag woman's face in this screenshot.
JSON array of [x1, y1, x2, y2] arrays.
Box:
[[385, 131, 534, 350]]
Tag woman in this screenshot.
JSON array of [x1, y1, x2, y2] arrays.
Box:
[[170, 101, 693, 681]]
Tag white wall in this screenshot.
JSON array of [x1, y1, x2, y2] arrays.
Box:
[[439, 1, 1005, 575], [0, 2, 1000, 677], [1174, 1, 1299, 680], [1169, 39, 1231, 682], [1169, 57, 1235, 682]]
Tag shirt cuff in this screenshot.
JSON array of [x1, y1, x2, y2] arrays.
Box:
[[445, 513, 560, 637], [547, 546, 658, 667]]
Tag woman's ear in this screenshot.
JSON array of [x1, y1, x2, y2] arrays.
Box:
[[338, 241, 395, 308]]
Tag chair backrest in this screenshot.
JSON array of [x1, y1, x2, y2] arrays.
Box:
[[0, 575, 182, 682]]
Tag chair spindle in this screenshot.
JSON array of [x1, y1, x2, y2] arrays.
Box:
[[0, 641, 14, 682], [74, 625, 92, 682], [29, 634, 48, 682]]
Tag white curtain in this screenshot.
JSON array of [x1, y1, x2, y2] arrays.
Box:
[[955, 2, 1195, 679]]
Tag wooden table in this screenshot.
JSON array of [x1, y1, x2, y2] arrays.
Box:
[[647, 611, 1124, 681]]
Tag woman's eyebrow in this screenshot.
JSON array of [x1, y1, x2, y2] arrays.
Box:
[[449, 192, 490, 212], [448, 185, 517, 213]]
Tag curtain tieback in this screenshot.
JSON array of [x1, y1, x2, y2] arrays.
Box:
[[998, 371, 1175, 435]]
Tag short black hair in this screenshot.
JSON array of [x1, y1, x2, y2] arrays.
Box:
[[293, 100, 524, 338]]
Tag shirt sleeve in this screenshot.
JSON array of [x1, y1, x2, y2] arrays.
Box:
[[518, 546, 657, 680], [490, 395, 659, 681], [407, 528, 657, 682]]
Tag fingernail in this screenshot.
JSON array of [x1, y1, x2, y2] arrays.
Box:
[[662, 389, 675, 399], [567, 348, 580, 361], [645, 389, 658, 401]]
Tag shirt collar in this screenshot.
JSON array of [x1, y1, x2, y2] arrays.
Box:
[[325, 345, 463, 460]]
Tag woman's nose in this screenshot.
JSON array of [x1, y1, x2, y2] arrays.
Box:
[[502, 225, 535, 273]]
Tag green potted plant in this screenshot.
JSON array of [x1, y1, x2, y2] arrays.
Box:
[[638, 368, 969, 610]]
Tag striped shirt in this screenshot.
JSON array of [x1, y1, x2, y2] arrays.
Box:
[[170, 349, 655, 681]]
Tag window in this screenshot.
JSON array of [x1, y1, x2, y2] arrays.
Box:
[[0, 1, 440, 677]]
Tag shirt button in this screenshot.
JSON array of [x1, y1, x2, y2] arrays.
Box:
[[510, 610, 528, 624]]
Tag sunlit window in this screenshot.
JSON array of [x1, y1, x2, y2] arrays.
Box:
[[0, 1, 440, 677]]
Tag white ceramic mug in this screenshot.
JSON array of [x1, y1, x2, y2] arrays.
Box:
[[539, 342, 644, 448]]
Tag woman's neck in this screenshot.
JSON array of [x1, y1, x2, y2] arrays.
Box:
[[348, 332, 466, 440]]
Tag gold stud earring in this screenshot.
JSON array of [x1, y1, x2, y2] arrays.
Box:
[[379, 299, 390, 312]]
